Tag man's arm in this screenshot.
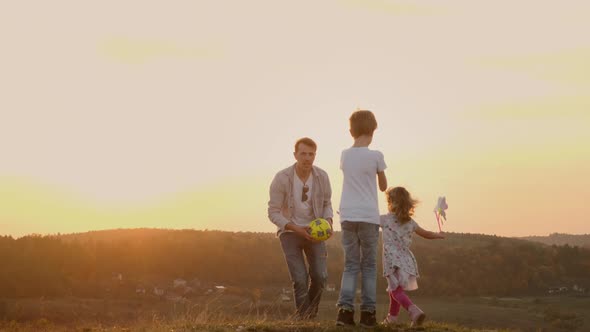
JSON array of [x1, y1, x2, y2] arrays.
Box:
[[322, 172, 334, 222], [377, 171, 387, 192], [267, 174, 291, 231], [268, 173, 315, 241], [285, 222, 314, 241]]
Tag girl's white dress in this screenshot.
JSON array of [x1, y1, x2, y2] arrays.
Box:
[[380, 213, 419, 291]]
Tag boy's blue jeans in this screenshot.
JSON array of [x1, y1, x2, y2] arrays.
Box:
[[279, 232, 328, 318], [337, 221, 380, 312]]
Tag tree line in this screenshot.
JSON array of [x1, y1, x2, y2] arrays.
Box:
[[521, 233, 590, 248], [0, 229, 588, 298]]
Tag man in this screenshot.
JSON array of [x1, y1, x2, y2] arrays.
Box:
[[268, 137, 333, 319]]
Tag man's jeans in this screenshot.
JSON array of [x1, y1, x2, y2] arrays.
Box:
[[279, 232, 328, 318], [337, 221, 380, 312]]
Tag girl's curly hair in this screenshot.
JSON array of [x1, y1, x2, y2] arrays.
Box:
[[386, 187, 418, 224]]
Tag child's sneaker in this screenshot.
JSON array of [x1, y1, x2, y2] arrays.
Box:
[[359, 310, 377, 328], [382, 313, 398, 325], [408, 304, 425, 326], [336, 308, 355, 326]]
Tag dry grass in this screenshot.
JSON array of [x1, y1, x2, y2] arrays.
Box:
[[3, 294, 588, 331], [0, 319, 514, 332]]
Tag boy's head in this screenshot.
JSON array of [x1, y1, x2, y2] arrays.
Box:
[[349, 109, 378, 138]]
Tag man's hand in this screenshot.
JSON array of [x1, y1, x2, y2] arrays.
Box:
[[326, 217, 334, 233], [285, 223, 315, 241], [326, 218, 333, 228]]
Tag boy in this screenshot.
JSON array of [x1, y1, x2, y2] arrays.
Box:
[[336, 110, 387, 327]]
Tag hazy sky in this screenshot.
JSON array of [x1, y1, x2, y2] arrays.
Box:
[[1, 0, 589, 237]]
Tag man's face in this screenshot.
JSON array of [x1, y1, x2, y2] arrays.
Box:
[[293, 143, 316, 171]]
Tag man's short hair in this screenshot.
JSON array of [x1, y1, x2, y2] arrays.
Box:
[[294, 137, 317, 153], [349, 110, 378, 138]]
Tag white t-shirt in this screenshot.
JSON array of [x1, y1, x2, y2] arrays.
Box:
[[339, 147, 387, 224], [291, 174, 315, 226]]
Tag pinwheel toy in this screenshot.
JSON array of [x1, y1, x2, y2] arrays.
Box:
[[433, 196, 448, 232]]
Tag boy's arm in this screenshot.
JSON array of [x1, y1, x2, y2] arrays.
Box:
[[415, 226, 445, 240], [377, 171, 387, 192], [376, 151, 387, 192]]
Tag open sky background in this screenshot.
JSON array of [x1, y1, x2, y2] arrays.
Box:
[[1, 0, 589, 237]]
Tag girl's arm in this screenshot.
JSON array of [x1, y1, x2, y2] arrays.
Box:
[[415, 226, 445, 240]]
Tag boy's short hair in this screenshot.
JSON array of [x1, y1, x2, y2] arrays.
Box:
[[349, 110, 378, 138], [294, 137, 317, 153]]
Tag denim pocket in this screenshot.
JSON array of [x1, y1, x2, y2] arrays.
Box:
[[341, 221, 356, 232]]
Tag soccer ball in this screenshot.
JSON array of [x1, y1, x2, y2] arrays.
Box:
[[308, 218, 332, 241]]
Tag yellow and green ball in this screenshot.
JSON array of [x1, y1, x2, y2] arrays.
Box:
[[308, 218, 332, 241]]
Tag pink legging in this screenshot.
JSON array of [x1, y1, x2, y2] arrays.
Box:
[[388, 286, 414, 316]]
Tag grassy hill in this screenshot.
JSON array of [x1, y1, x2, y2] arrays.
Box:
[[0, 320, 516, 332], [1, 292, 587, 331], [2, 229, 590, 331]]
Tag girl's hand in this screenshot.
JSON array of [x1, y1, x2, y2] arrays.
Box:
[[416, 226, 446, 240]]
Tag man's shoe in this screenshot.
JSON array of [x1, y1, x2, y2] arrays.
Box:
[[408, 304, 425, 326], [336, 308, 355, 326], [359, 310, 377, 328]]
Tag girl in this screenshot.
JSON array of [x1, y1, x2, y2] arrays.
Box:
[[380, 187, 445, 326]]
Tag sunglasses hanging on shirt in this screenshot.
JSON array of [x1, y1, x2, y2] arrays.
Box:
[[302, 185, 309, 202]]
